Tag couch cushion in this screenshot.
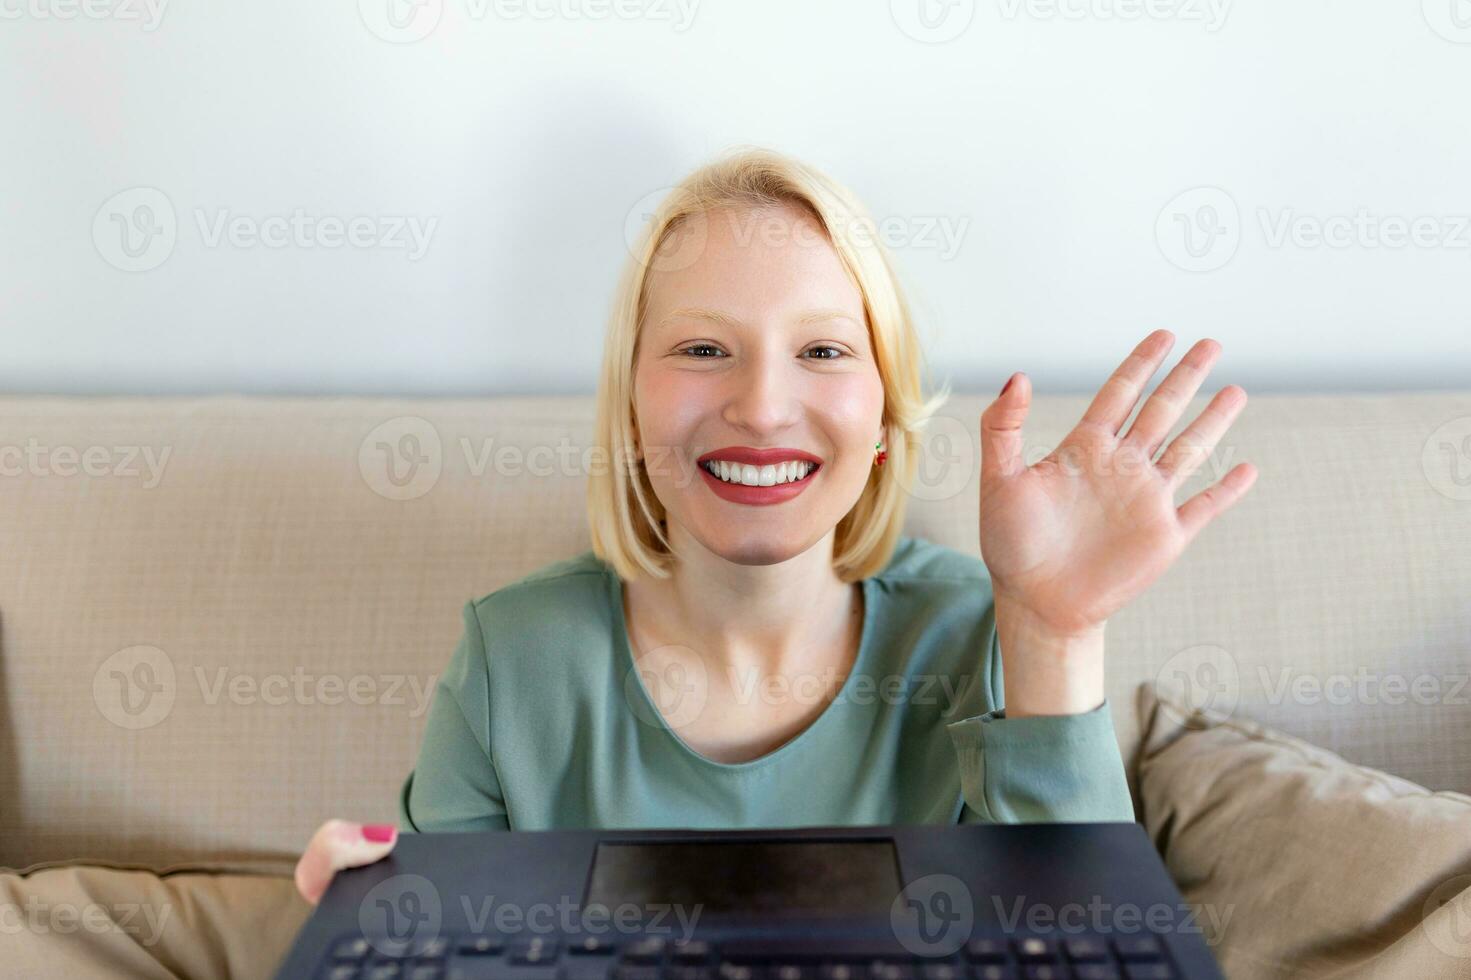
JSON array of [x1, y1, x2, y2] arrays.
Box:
[[0, 864, 309, 979], [1136, 683, 1471, 978]]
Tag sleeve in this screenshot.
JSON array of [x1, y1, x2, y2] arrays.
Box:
[[397, 599, 511, 832], [944, 623, 1136, 824]]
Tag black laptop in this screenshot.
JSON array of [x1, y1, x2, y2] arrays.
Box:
[[273, 823, 1224, 980]]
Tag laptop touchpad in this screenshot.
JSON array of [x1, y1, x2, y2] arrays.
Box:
[[584, 839, 902, 916]]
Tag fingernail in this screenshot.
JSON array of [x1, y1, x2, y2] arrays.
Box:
[[1000, 374, 1016, 397], [362, 824, 396, 842]]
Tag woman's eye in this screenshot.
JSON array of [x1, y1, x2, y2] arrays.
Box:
[[805, 345, 845, 360], [679, 344, 724, 358]]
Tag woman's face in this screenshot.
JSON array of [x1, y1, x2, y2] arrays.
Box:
[[632, 202, 886, 567]]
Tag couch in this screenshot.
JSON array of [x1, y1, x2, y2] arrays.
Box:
[[2, 391, 1469, 978]]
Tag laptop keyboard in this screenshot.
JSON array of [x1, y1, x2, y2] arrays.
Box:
[[314, 932, 1182, 980]]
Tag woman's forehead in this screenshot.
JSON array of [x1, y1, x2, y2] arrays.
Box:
[[645, 208, 864, 323]]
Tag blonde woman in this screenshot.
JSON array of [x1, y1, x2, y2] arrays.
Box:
[[294, 147, 1255, 904]]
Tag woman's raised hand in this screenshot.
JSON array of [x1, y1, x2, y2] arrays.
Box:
[[293, 819, 399, 905], [977, 330, 1257, 713]]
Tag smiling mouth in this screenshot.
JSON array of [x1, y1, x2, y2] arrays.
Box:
[[698, 459, 820, 487]]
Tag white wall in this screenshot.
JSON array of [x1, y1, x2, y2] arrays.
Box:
[[2, 0, 1468, 396]]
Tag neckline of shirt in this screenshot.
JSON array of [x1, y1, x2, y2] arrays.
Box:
[[604, 563, 880, 774]]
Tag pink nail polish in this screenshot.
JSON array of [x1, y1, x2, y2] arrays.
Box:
[[362, 824, 396, 842]]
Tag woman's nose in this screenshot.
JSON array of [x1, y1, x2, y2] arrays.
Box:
[[722, 352, 801, 434]]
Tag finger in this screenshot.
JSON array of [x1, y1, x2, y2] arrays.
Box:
[[981, 372, 1030, 481], [1177, 462, 1258, 541], [1079, 330, 1175, 436], [1122, 338, 1222, 458], [1157, 385, 1247, 487], [294, 820, 398, 906]]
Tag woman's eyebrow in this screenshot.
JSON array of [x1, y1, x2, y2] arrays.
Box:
[[659, 308, 862, 329]]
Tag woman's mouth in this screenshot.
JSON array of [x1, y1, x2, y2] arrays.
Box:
[[697, 458, 821, 506], [700, 459, 815, 486]]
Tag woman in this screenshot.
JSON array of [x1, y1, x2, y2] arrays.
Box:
[[294, 147, 1255, 905]]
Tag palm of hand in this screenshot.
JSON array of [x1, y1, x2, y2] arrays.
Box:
[[978, 330, 1257, 637]]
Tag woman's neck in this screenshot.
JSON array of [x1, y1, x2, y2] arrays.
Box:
[[625, 525, 861, 680]]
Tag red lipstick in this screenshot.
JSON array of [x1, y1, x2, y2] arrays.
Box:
[[696, 447, 823, 507]]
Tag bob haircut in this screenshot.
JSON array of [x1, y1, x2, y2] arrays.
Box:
[[587, 145, 952, 585]]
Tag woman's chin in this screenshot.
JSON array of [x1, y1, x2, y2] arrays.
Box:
[[690, 524, 822, 568]]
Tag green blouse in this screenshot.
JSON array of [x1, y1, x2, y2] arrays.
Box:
[[398, 536, 1134, 832]]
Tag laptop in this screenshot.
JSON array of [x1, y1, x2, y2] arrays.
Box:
[[273, 823, 1224, 980]]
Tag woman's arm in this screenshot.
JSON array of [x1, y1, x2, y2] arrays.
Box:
[[399, 599, 511, 832], [947, 624, 1134, 823]]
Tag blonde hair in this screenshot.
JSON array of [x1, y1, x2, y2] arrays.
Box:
[[586, 145, 952, 584]]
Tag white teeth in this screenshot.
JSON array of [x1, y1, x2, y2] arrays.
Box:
[[703, 460, 813, 486]]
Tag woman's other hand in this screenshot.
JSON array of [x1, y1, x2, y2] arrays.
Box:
[[293, 819, 399, 905]]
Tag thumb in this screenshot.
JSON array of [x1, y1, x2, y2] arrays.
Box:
[[981, 372, 1029, 481], [294, 819, 399, 906]]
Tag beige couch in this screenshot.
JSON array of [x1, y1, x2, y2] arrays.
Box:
[[2, 391, 1469, 978]]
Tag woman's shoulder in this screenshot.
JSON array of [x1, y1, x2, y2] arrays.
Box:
[[465, 549, 612, 621]]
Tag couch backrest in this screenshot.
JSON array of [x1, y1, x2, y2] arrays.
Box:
[[2, 392, 1468, 873]]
